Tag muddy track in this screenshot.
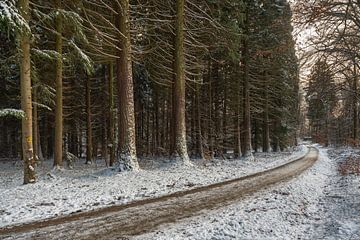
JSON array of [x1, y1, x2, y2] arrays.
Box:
[[0, 147, 318, 240]]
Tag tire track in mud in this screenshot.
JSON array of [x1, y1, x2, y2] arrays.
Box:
[[0, 147, 318, 240]]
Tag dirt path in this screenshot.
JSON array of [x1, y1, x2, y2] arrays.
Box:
[[0, 148, 318, 240]]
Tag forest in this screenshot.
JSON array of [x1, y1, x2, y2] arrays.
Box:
[[0, 1, 360, 239], [0, 0, 299, 183]]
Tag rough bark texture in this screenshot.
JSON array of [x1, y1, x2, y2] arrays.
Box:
[[54, 0, 63, 167], [32, 90, 39, 162], [19, 0, 36, 184], [223, 80, 227, 154], [234, 65, 242, 158], [242, 5, 254, 160], [353, 62, 358, 140], [108, 63, 115, 167], [208, 59, 214, 158], [86, 75, 93, 164], [172, 0, 190, 162], [195, 81, 204, 158], [32, 90, 44, 163], [263, 71, 271, 152], [115, 0, 139, 170]]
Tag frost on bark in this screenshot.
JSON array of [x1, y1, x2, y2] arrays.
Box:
[[172, 0, 190, 163], [115, 0, 139, 171], [19, 0, 36, 184], [54, 0, 63, 168]]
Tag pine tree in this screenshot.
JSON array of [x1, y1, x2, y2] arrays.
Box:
[[19, 0, 36, 183]]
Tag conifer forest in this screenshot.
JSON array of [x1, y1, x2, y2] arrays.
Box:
[[0, 1, 359, 239]]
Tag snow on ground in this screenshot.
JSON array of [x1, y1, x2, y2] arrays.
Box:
[[0, 146, 307, 228], [134, 145, 360, 240]]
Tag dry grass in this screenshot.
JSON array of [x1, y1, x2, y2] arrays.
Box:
[[338, 155, 360, 175]]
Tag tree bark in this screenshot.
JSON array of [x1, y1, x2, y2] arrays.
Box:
[[353, 61, 358, 140], [32, 90, 44, 163], [223, 78, 227, 154], [172, 0, 190, 162], [33, 90, 39, 162], [195, 81, 204, 158], [54, 0, 63, 167], [263, 70, 271, 152], [19, 0, 36, 184], [254, 119, 259, 152], [234, 65, 242, 158], [108, 63, 115, 166], [86, 75, 92, 164], [242, 5, 254, 160], [208, 59, 214, 158], [115, 0, 139, 170]]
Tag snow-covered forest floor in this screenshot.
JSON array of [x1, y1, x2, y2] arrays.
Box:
[[134, 145, 360, 240], [0, 146, 307, 228]]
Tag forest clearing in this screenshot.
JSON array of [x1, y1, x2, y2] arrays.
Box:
[[0, 0, 359, 239]]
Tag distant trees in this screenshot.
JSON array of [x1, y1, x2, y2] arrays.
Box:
[[306, 60, 337, 146], [0, 0, 300, 183], [294, 0, 360, 145]]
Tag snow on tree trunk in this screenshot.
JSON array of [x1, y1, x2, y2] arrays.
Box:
[[115, 0, 139, 171], [172, 0, 190, 164]]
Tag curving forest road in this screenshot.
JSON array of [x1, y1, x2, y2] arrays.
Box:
[[0, 147, 318, 240]]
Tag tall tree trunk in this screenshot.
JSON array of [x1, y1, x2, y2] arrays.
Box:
[[234, 65, 242, 158], [161, 98, 166, 152], [33, 90, 44, 163], [263, 70, 271, 152], [154, 88, 159, 154], [274, 118, 281, 152], [190, 90, 196, 155], [207, 59, 213, 158], [33, 90, 39, 162], [115, 0, 139, 170], [254, 119, 259, 152], [353, 61, 358, 140], [242, 5, 253, 160], [108, 63, 115, 166], [78, 126, 82, 158], [54, 0, 63, 167], [223, 79, 227, 154], [146, 103, 150, 155], [86, 75, 92, 164], [195, 81, 204, 158], [172, 0, 189, 162], [166, 90, 171, 151], [102, 72, 108, 166], [19, 0, 36, 184]]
